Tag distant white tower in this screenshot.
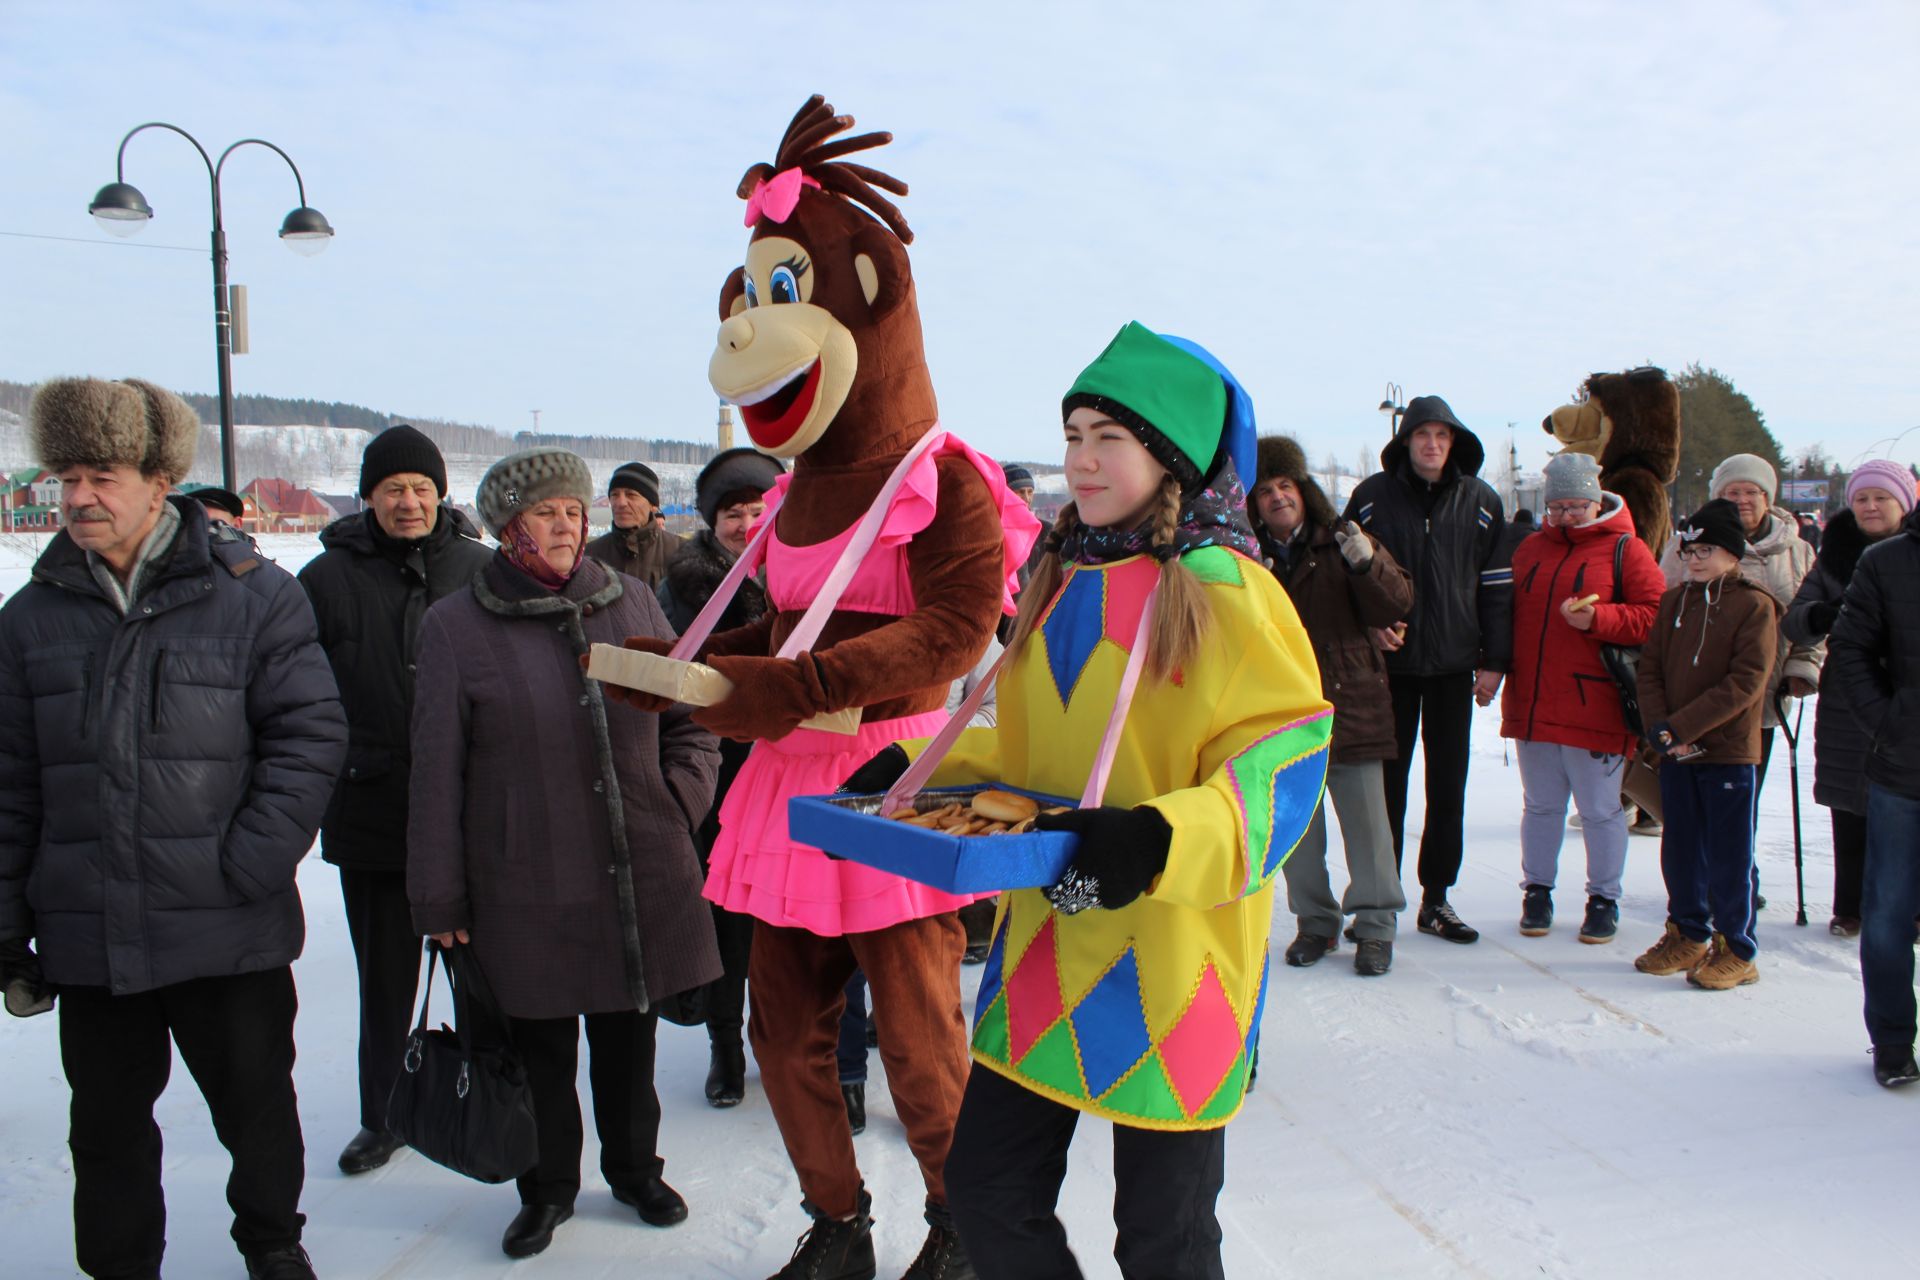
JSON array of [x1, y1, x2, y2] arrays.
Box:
[[717, 400, 735, 452]]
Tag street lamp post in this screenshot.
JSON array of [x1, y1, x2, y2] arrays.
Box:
[[1377, 382, 1405, 438], [89, 122, 333, 491]]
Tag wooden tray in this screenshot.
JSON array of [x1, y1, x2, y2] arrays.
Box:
[[586, 643, 861, 735]]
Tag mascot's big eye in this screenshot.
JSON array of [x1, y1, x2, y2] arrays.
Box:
[[770, 264, 800, 305], [743, 275, 760, 308]]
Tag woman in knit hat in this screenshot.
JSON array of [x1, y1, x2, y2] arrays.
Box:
[[856, 321, 1332, 1276], [1501, 451, 1666, 944], [406, 449, 722, 1258], [1785, 459, 1918, 935]]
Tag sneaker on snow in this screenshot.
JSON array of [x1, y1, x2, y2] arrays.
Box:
[[1830, 916, 1861, 938], [245, 1245, 317, 1280], [1284, 930, 1337, 967], [771, 1191, 877, 1280], [1417, 900, 1479, 944], [1687, 934, 1759, 990], [1519, 885, 1553, 937], [1634, 922, 1710, 975], [1577, 896, 1619, 944], [1630, 813, 1664, 836], [1873, 1045, 1920, 1089], [1353, 938, 1393, 976]]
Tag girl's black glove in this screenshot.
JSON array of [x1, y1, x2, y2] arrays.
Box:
[[1037, 806, 1173, 915], [838, 744, 910, 795]]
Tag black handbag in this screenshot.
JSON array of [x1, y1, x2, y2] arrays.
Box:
[[1598, 534, 1647, 740], [386, 942, 539, 1184]]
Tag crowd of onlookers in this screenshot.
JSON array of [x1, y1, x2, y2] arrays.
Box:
[[3, 373, 1918, 1280]]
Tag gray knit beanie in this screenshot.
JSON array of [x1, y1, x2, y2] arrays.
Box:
[[1709, 453, 1777, 504], [1542, 452, 1603, 506], [476, 448, 594, 538]]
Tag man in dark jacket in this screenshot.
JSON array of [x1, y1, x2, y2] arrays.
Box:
[[1827, 503, 1920, 1089], [1345, 395, 1512, 943], [1252, 435, 1412, 976], [584, 461, 679, 589], [296, 424, 492, 1174], [0, 378, 346, 1280]]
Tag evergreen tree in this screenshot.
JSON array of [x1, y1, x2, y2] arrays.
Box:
[[1673, 364, 1789, 513]]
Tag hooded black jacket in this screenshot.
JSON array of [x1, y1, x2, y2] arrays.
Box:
[[1342, 397, 1513, 676], [1827, 507, 1920, 802], [1784, 510, 1889, 813], [298, 506, 492, 871], [0, 498, 346, 994]]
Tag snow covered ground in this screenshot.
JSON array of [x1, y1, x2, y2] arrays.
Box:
[[0, 533, 1913, 1279]]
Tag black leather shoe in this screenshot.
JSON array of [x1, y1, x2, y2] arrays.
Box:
[[245, 1244, 316, 1280], [1873, 1045, 1920, 1089], [613, 1175, 689, 1226], [842, 1082, 866, 1136], [1284, 931, 1336, 967], [706, 1039, 746, 1108], [336, 1127, 404, 1175], [502, 1203, 573, 1259], [1353, 938, 1393, 976]]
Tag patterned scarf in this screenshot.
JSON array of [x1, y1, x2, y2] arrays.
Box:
[[500, 511, 588, 590], [1055, 461, 1259, 567]]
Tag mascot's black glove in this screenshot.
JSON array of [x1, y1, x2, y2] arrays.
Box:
[[1, 939, 53, 1018], [838, 744, 910, 795], [1806, 600, 1841, 636], [1038, 805, 1173, 915]]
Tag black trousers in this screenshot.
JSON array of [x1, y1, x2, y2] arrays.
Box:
[[944, 1066, 1226, 1280], [57, 967, 305, 1278], [1832, 807, 1867, 919], [1384, 670, 1476, 897], [705, 902, 755, 1044], [339, 867, 422, 1132], [509, 1009, 663, 1207]]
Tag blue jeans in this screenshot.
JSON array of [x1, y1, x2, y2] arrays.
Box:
[[836, 971, 868, 1085], [1658, 761, 1758, 959], [1862, 784, 1920, 1050]]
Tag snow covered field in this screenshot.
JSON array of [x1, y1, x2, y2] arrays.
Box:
[[0, 532, 1912, 1279]]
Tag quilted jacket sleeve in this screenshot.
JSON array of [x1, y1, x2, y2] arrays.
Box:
[[0, 608, 40, 944]]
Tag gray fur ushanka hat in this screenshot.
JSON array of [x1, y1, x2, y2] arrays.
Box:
[[476, 448, 595, 538], [29, 377, 200, 481]]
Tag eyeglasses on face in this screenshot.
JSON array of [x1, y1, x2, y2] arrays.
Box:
[[1677, 544, 1718, 560], [1545, 502, 1594, 517]]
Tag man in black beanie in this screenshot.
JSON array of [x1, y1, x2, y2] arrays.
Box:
[[298, 423, 490, 1175], [585, 460, 679, 589]]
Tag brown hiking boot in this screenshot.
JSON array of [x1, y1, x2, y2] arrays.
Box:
[[1687, 934, 1759, 990], [1634, 922, 1710, 976]]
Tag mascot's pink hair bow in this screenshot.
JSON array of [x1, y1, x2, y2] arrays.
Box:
[[743, 167, 821, 226]]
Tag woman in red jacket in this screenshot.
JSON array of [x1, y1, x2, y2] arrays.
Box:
[[1501, 452, 1665, 942]]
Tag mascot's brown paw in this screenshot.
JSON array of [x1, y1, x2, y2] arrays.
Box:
[[696, 653, 829, 742]]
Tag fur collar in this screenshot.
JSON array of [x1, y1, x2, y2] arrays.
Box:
[[475, 551, 624, 617], [1815, 509, 1882, 585]]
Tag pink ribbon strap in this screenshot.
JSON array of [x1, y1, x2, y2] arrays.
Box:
[[668, 430, 945, 664], [882, 575, 1161, 816], [743, 168, 822, 226]]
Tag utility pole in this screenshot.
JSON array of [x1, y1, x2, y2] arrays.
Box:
[[1508, 423, 1520, 511], [530, 409, 542, 438]]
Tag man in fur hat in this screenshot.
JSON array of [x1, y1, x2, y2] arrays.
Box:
[[1250, 436, 1412, 975], [0, 378, 346, 1279]]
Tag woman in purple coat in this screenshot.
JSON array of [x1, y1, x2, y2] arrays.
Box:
[[407, 449, 721, 1260]]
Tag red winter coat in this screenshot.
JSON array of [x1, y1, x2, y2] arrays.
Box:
[[1501, 495, 1665, 754]]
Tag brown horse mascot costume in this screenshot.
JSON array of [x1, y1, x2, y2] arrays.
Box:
[[617, 96, 1036, 1279]]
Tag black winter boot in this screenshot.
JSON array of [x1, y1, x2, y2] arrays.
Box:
[[769, 1190, 876, 1280], [707, 1037, 747, 1108], [843, 1082, 866, 1136], [1284, 930, 1336, 967], [245, 1245, 316, 1280], [900, 1197, 977, 1279], [1873, 1045, 1920, 1089], [1519, 885, 1553, 937]]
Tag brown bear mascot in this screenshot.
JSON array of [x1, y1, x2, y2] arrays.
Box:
[[1542, 365, 1681, 557], [615, 96, 1037, 1279]]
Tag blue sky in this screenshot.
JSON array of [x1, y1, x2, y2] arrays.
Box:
[[3, 0, 1916, 474]]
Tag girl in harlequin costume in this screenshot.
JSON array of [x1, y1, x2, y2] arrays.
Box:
[[853, 323, 1332, 1278]]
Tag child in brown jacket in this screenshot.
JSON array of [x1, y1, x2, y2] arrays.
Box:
[[1633, 499, 1781, 989]]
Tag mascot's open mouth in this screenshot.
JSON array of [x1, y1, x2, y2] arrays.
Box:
[[731, 360, 824, 449]]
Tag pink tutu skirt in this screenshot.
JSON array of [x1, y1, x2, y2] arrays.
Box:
[[704, 711, 988, 935]]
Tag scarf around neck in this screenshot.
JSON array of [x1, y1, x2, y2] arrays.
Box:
[[1055, 464, 1259, 567], [501, 511, 588, 590]]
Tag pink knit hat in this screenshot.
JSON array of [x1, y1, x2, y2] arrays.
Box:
[[1847, 459, 1916, 514]]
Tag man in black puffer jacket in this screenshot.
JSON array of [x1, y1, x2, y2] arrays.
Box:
[[1345, 396, 1512, 944], [1828, 502, 1920, 1090], [0, 378, 345, 1280], [296, 425, 492, 1174]]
